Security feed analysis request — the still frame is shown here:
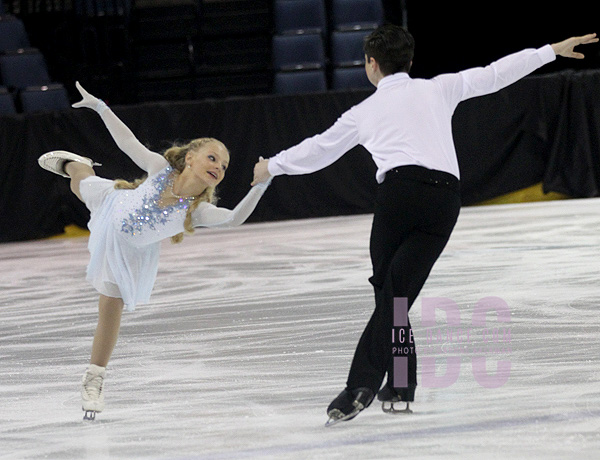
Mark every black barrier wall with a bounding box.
[1,69,600,242]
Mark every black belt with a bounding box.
[385,165,460,192]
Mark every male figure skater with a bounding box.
[253,25,597,424]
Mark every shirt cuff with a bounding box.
[538,44,557,64]
[267,157,285,176]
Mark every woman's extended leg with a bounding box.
[81,295,123,419]
[90,294,124,367]
[65,161,95,202]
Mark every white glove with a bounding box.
[71,81,108,114]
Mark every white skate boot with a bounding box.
[38,150,101,178]
[81,364,106,421]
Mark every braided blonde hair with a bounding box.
[114,138,226,244]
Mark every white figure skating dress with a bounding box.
[80,165,269,311]
[61,93,271,311]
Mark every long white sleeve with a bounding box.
[191,179,271,228]
[266,44,557,183]
[441,45,557,106]
[267,110,360,177]
[98,108,168,175]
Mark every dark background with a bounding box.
[405,1,599,78]
[1,0,599,242]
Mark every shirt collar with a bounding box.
[377,72,411,90]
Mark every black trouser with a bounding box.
[345,165,461,400]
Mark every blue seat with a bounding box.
[272,33,326,71]
[332,66,371,89]
[0,86,16,115]
[19,84,70,113]
[0,16,31,52]
[274,0,327,35]
[331,0,384,31]
[330,30,370,67]
[274,70,327,94]
[0,49,51,90]
[74,0,131,17]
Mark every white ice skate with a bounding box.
[38,150,101,178]
[81,364,106,421]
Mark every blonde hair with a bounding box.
[114,137,227,244]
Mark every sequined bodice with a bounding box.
[112,166,194,246]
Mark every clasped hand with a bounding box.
[252,157,271,186]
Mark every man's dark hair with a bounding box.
[363,24,415,75]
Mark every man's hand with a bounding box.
[252,157,272,186]
[551,33,598,59]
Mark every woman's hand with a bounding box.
[551,33,598,59]
[252,156,272,186]
[71,81,105,112]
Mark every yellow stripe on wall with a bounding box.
[473,183,571,206]
[48,225,90,239]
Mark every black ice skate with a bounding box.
[377,384,414,414]
[325,387,374,427]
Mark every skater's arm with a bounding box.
[446,33,597,104]
[72,82,168,175]
[252,109,359,183]
[96,108,168,175]
[191,178,272,228]
[452,46,556,102]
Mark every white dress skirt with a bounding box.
[79,166,193,311]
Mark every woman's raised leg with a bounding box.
[65,161,95,202]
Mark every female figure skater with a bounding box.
[252,28,597,425]
[39,82,271,420]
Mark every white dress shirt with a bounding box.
[268,45,556,183]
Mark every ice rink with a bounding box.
[1,198,600,459]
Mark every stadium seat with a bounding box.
[0,15,31,52]
[0,49,51,90]
[272,33,326,71]
[331,0,384,31]
[19,84,70,113]
[274,0,327,35]
[330,30,370,67]
[73,0,131,17]
[0,86,16,115]
[332,66,371,89]
[274,69,327,94]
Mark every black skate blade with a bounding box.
[381,401,413,414]
[83,410,97,421]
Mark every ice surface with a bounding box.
[1,198,600,459]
